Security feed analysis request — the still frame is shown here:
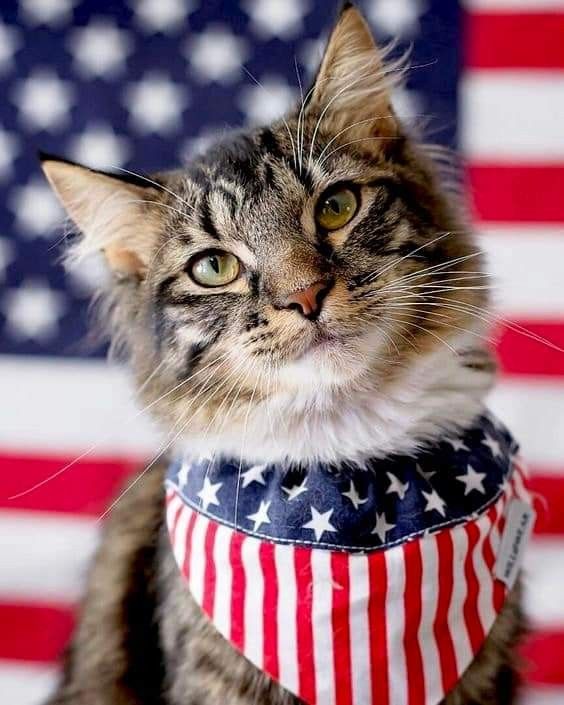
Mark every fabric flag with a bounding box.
[0,1,562,704]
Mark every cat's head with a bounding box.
[42,6,492,464]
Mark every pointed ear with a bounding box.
[307,4,399,144]
[40,155,162,277]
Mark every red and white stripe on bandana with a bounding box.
[166,456,533,705]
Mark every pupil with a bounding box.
[329,198,340,214]
[210,256,220,274]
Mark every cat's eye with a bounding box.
[315,186,359,231]
[189,250,240,288]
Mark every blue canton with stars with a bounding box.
[166,414,518,552]
[0,0,460,358]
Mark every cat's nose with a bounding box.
[281,280,333,320]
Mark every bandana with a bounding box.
[165,414,534,705]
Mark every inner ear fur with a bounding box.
[40,155,163,277]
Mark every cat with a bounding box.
[41,5,524,705]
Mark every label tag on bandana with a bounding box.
[165,414,534,705]
[495,498,535,589]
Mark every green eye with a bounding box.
[315,186,358,231]
[189,250,240,287]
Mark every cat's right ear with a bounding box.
[40,154,162,277]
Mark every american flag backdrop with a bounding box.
[0,1,562,704]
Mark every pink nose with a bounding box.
[282,280,332,320]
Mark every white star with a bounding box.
[244,0,309,40]
[68,20,133,78]
[482,434,502,458]
[0,21,21,73]
[415,464,437,484]
[445,438,469,453]
[177,463,190,488]
[196,476,222,512]
[186,25,249,84]
[131,0,193,34]
[422,488,446,517]
[247,500,272,532]
[123,72,188,134]
[20,0,76,27]
[392,87,423,122]
[2,280,65,342]
[69,122,131,169]
[368,0,425,38]
[241,463,269,489]
[67,252,111,296]
[342,480,368,510]
[302,506,336,541]
[299,37,325,73]
[386,472,409,500]
[282,477,308,501]
[457,465,486,496]
[8,177,63,237]
[0,128,19,180]
[0,238,15,281]
[371,512,396,542]
[238,75,296,125]
[12,69,74,132]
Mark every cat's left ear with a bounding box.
[40,154,162,277]
[307,3,399,144]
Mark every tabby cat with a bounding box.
[41,5,523,704]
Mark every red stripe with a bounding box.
[466,13,564,69]
[521,630,564,685]
[403,541,425,705]
[495,321,564,377]
[468,165,564,223]
[229,531,246,652]
[368,551,389,705]
[0,452,136,515]
[181,510,198,581]
[529,474,564,535]
[259,541,279,681]
[294,547,316,704]
[201,521,218,617]
[462,522,486,652]
[0,602,75,663]
[331,552,353,705]
[434,530,458,694]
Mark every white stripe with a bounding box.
[463,0,564,9]
[472,512,496,637]
[310,549,335,705]
[241,537,264,669]
[462,73,564,161]
[447,525,473,675]
[488,380,564,470]
[519,686,564,705]
[0,356,161,456]
[188,512,208,605]
[172,505,191,570]
[479,230,564,318]
[212,523,233,637]
[0,661,58,705]
[274,543,299,695]
[348,554,371,705]
[523,538,564,628]
[0,511,98,602]
[417,537,442,705]
[165,494,183,532]
[384,545,408,705]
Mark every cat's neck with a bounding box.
[177,333,495,468]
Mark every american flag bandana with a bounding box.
[165,414,534,705]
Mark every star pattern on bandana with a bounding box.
[168,416,517,551]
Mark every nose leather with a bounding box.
[282,280,332,319]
